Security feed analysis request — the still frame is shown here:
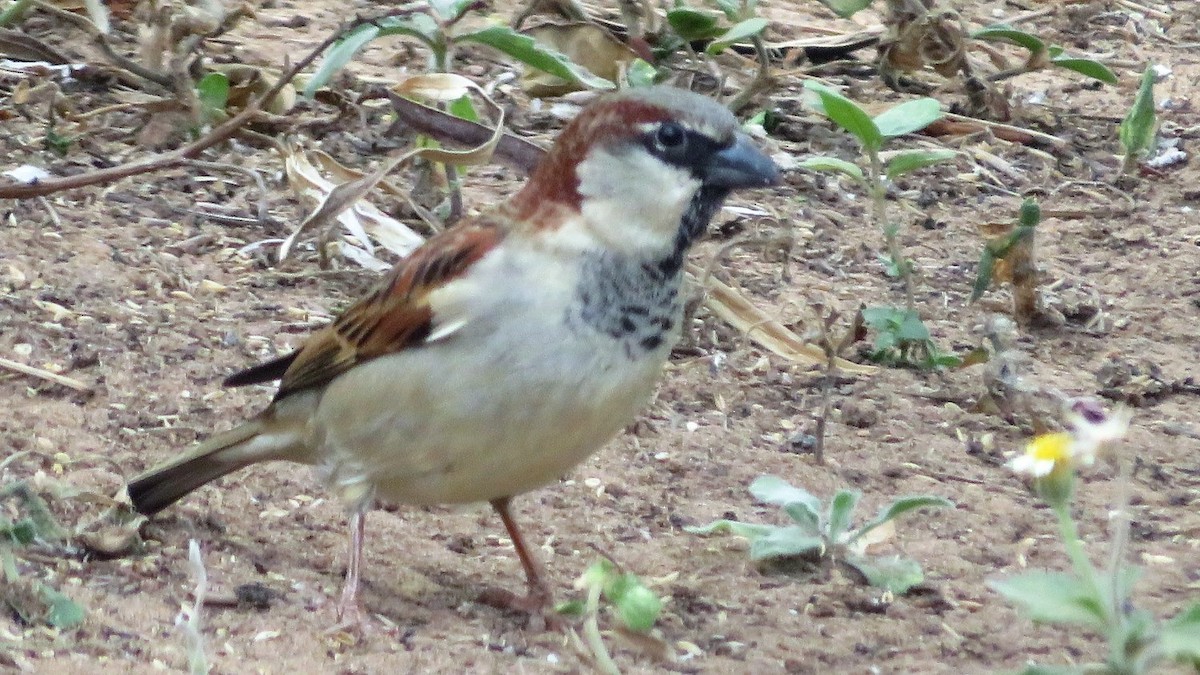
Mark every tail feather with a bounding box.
[128,421,287,516]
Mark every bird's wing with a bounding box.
[224,219,505,399]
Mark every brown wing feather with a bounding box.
[245,220,505,400]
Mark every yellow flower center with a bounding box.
[1027,432,1073,463]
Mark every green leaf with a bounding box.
[555,599,586,616]
[1160,603,1200,661]
[749,475,823,534]
[861,305,902,329]
[5,518,37,546]
[798,156,865,181]
[196,72,230,122]
[605,575,662,632]
[749,475,821,513]
[812,0,875,19]
[304,24,381,97]
[748,525,825,561]
[803,81,882,153]
[705,17,768,55]
[849,496,954,545]
[843,554,924,594]
[428,0,477,21]
[458,25,615,90]
[826,489,860,543]
[971,25,1047,55]
[927,352,962,369]
[988,571,1108,631]
[1051,57,1117,85]
[626,58,659,87]
[666,8,724,41]
[582,558,615,587]
[711,0,742,21]
[448,94,478,122]
[884,149,956,179]
[375,13,441,40]
[305,15,442,97]
[970,250,996,303]
[896,310,929,342]
[40,584,85,629]
[1019,197,1041,228]
[873,98,943,139]
[685,519,775,540]
[1120,66,1158,159]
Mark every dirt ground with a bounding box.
[2,0,1199,673]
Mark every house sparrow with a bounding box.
[127,85,780,626]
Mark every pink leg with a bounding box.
[335,509,366,625]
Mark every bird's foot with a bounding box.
[477,586,564,631]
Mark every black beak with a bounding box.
[702,133,781,191]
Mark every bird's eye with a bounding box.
[655,122,686,150]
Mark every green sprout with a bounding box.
[860,306,959,369]
[557,558,663,675]
[971,198,1043,325]
[660,1,770,109]
[687,475,953,594]
[305,3,612,95]
[971,25,1117,85]
[195,72,231,127]
[1,481,85,630]
[800,80,954,310]
[1119,66,1159,176]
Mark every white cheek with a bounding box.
[575,147,699,253]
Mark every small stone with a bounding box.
[840,399,880,428]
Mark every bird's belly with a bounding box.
[310,327,667,507]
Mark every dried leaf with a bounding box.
[691,263,875,374]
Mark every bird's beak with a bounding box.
[702,133,781,190]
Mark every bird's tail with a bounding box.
[127,420,303,516]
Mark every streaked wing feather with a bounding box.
[270,221,504,399]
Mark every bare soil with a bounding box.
[2,1,1199,673]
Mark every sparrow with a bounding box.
[127,84,780,626]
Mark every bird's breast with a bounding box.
[311,241,683,507]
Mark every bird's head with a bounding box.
[510,86,780,258]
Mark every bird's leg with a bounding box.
[478,497,560,627]
[334,509,367,627]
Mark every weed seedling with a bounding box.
[0,481,85,630]
[800,81,953,310]
[557,558,664,675]
[1119,66,1159,177]
[860,305,959,369]
[687,475,952,594]
[971,198,1041,325]
[306,3,612,93]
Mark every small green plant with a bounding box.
[687,475,953,594]
[557,558,663,675]
[1119,66,1159,176]
[800,80,954,310]
[195,72,231,127]
[860,306,959,369]
[971,198,1041,325]
[659,1,770,109]
[971,25,1118,85]
[1,481,85,630]
[305,2,612,95]
[993,400,1200,674]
